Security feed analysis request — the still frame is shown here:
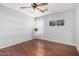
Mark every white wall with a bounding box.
[76,4,79,52]
[0,5,34,49]
[42,10,76,45]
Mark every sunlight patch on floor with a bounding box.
[35,41,45,56]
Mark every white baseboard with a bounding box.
[42,38,75,46]
[0,39,32,49]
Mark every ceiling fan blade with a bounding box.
[20,6,31,9]
[37,3,48,6]
[36,7,44,13]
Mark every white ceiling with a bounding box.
[1,3,76,17]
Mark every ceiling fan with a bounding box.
[20,3,48,13]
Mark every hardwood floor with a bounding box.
[0,39,78,56]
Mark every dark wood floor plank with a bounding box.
[0,39,78,56]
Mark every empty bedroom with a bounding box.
[0,3,79,56]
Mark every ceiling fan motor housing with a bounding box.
[32,3,37,9]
